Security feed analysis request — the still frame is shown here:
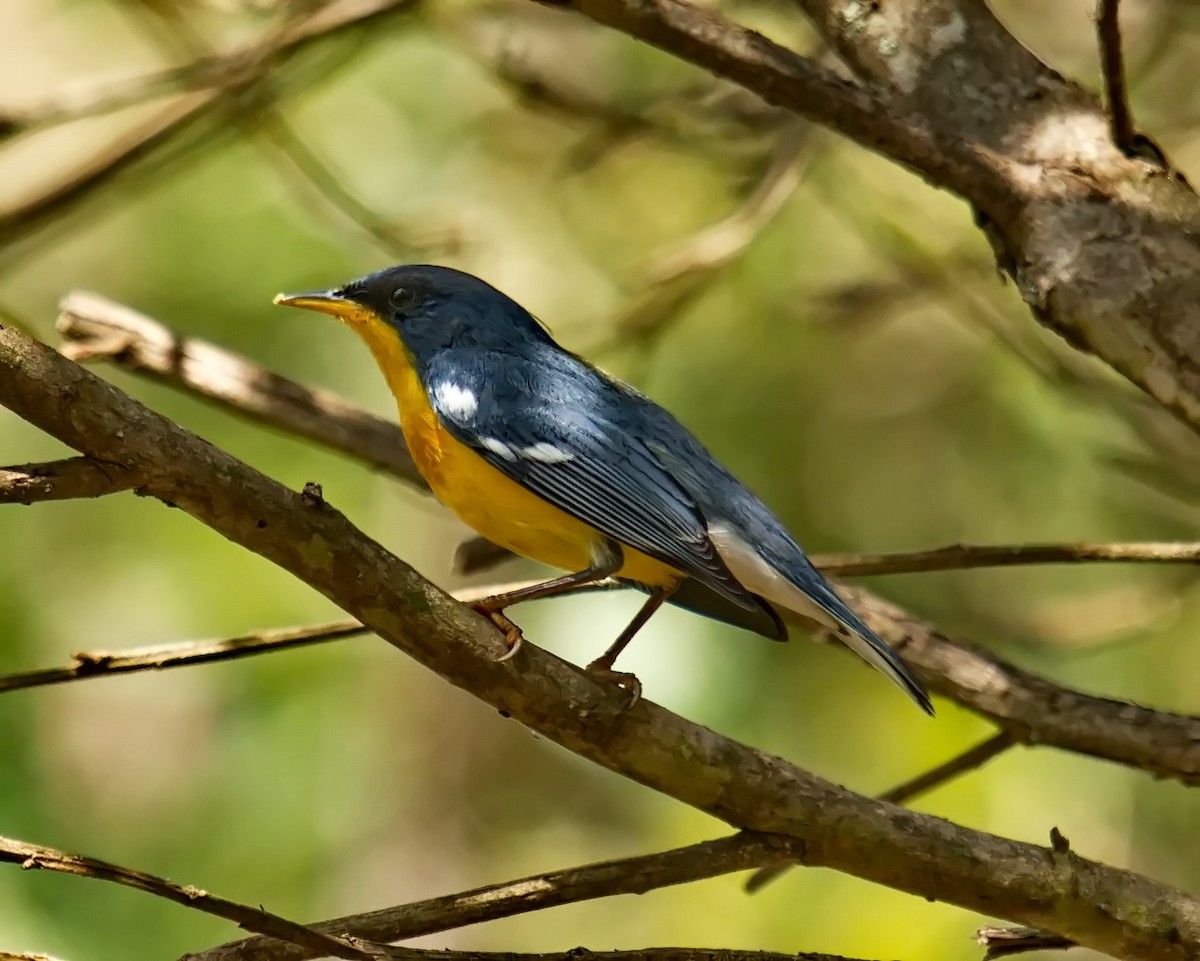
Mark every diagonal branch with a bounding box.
[3,324,1199,959]
[0,836,372,961]
[745,731,1017,892]
[541,0,1200,449]
[57,291,422,483]
[0,0,423,264]
[195,833,801,961]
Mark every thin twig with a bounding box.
[0,836,372,961]
[195,833,803,961]
[1097,0,1136,153]
[0,580,619,695]
[816,541,1200,575]
[977,926,1077,959]
[878,731,1015,803]
[1,0,403,139]
[744,731,1016,892]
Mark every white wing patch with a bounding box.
[481,436,518,462]
[520,442,574,464]
[433,382,478,421]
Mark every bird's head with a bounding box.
[274,264,552,365]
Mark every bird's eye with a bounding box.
[389,286,418,311]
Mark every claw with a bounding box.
[585,659,642,709]
[474,605,525,663]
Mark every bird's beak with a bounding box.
[273,289,358,321]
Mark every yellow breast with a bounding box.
[355,320,679,588]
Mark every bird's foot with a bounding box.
[473,605,524,662]
[585,657,642,709]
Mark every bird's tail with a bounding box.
[831,620,933,715]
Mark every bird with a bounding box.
[275,264,932,714]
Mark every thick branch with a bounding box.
[746,731,1016,892]
[3,328,1198,958]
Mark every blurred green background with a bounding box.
[2,1,1199,959]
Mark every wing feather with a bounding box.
[425,351,754,609]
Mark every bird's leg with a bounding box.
[586,582,679,707]
[473,539,623,662]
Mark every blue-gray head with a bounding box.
[275,264,553,361]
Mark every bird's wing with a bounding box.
[425,350,756,610]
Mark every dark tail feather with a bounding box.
[625,578,787,641]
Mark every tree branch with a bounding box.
[194,833,802,961]
[0,457,139,505]
[541,0,1200,445]
[3,325,1199,958]
[976,926,1077,959]
[816,541,1200,575]
[0,836,372,961]
[1097,0,1136,154]
[745,731,1015,892]
[0,0,422,263]
[0,580,617,695]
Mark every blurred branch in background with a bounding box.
[595,124,815,359]
[57,290,424,483]
[3,321,1198,961]
[0,0,432,267]
[125,0,459,256]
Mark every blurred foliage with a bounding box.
[2,1,1200,959]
